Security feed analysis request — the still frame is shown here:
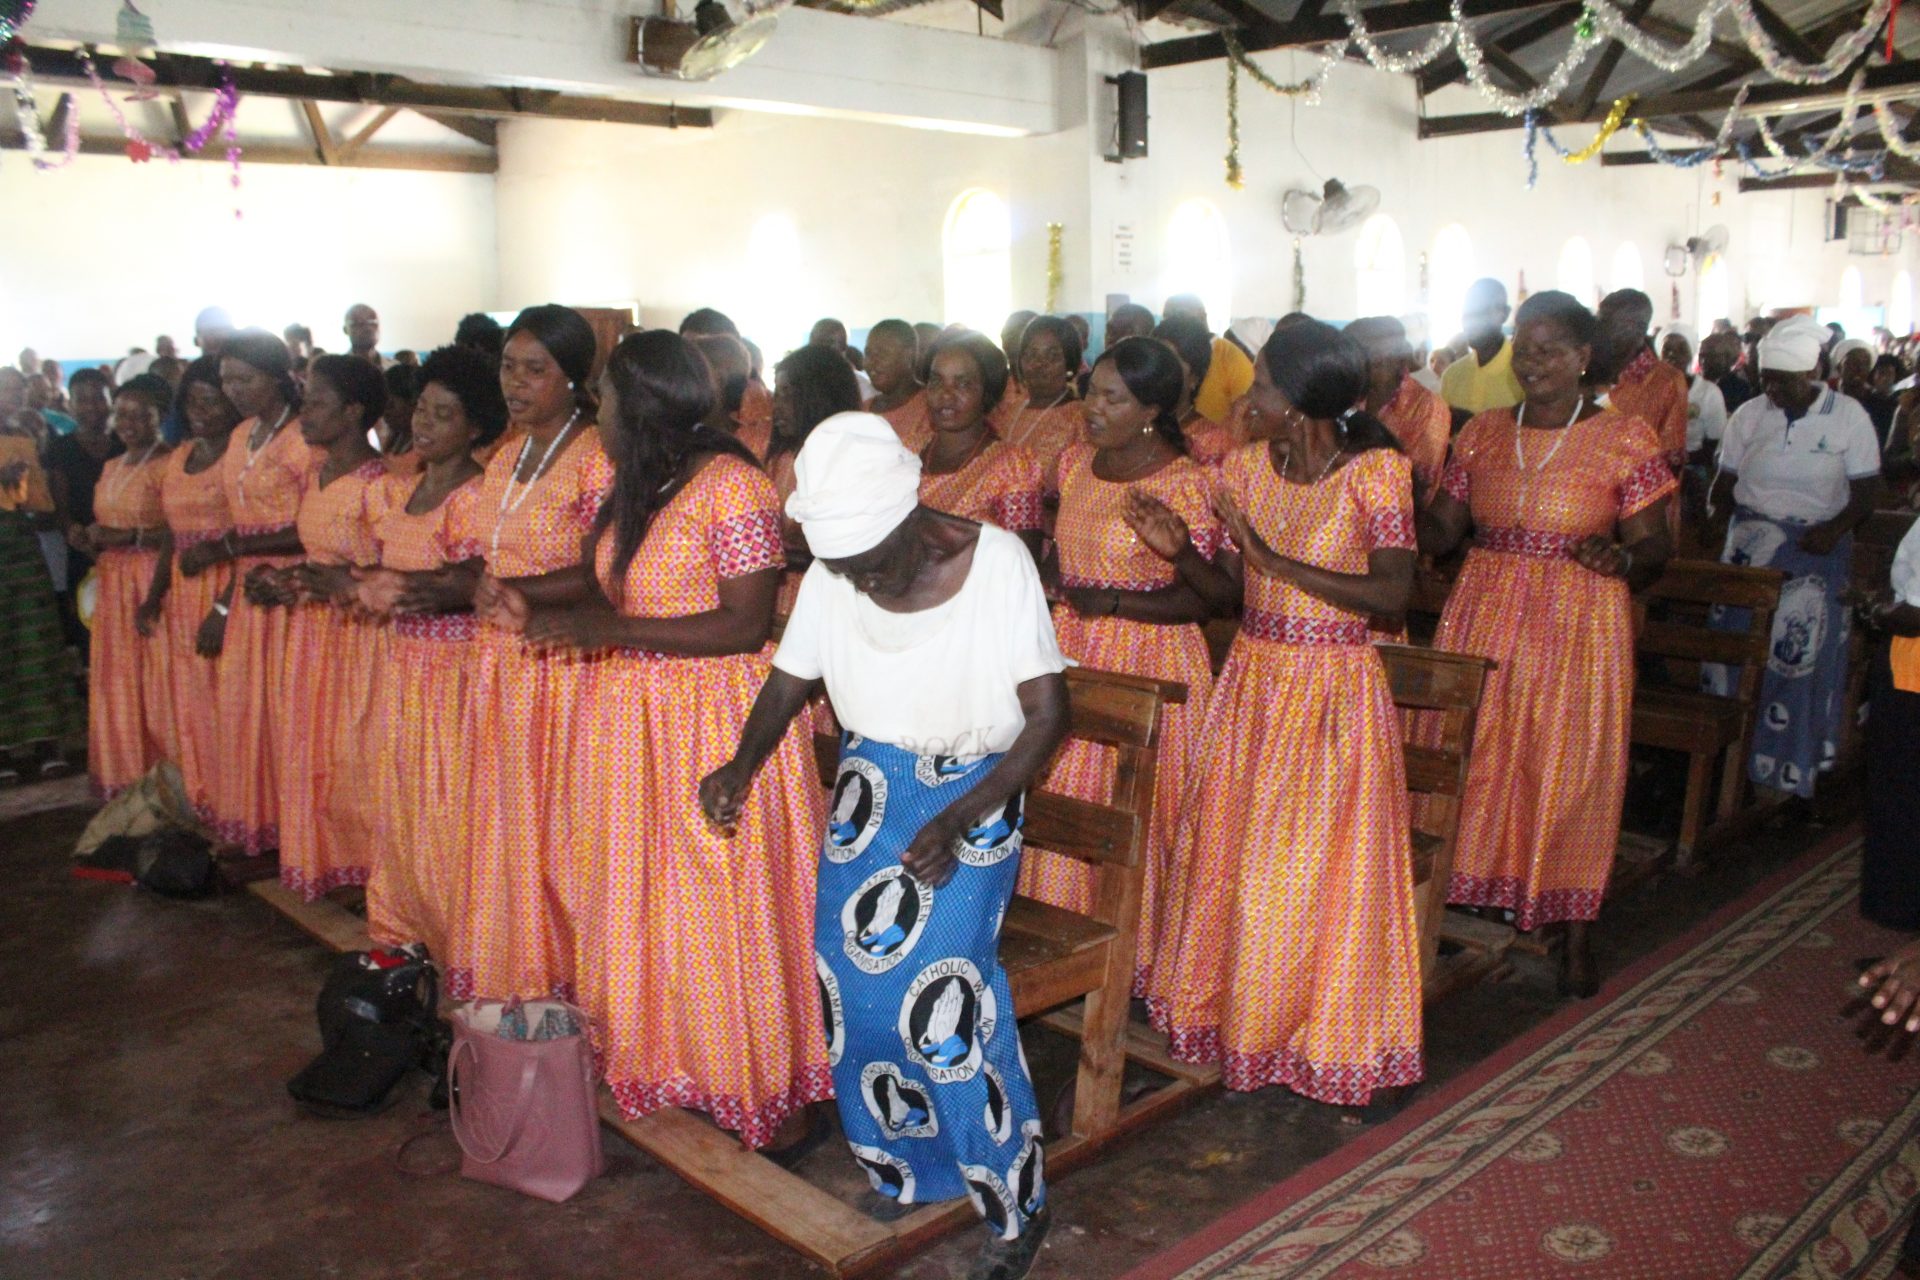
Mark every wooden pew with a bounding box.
[1629,559,1785,866]
[1835,510,1920,774]
[1376,644,1501,1001]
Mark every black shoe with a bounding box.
[858,1189,917,1223]
[966,1206,1052,1280]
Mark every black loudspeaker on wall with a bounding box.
[1109,71,1148,161]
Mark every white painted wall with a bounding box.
[0,154,497,362]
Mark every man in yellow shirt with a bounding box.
[1440,278,1524,417]
[1165,294,1254,423]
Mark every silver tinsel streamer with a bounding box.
[1874,100,1920,162]
[1452,0,1597,115]
[1730,0,1892,85]
[1585,0,1730,73]
[1335,0,1454,74]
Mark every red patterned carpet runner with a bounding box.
[1126,832,1920,1280]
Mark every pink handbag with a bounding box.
[447,998,605,1203]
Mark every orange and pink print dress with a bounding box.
[918,441,1045,537]
[454,430,611,1004]
[211,418,320,854]
[277,460,390,900]
[363,474,485,972]
[154,447,232,822]
[88,446,168,797]
[571,454,831,1148]
[1018,442,1222,993]
[1434,407,1675,931]
[1146,443,1425,1106]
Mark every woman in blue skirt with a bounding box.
[703,411,1068,1280]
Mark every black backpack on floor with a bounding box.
[287,949,440,1116]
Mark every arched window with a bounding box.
[943,190,1012,337]
[1892,269,1915,338]
[1556,236,1596,305]
[1697,253,1730,330]
[1163,199,1233,331]
[1428,223,1475,346]
[1353,214,1405,317]
[1840,264,1864,310]
[1609,242,1645,294]
[741,213,805,357]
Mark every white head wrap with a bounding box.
[1757,316,1825,374]
[785,412,923,559]
[1228,317,1276,356]
[1831,337,1873,369]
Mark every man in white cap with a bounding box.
[1705,313,1882,801]
[701,412,1066,1280]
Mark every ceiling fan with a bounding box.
[636,0,783,82]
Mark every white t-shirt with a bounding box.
[1686,375,1728,452]
[1717,387,1880,524]
[773,523,1067,759]
[1892,517,1920,608]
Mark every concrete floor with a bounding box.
[0,796,1836,1280]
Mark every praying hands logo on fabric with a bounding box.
[1009,1122,1046,1220]
[824,759,887,863]
[899,958,995,1083]
[963,1163,1017,1237]
[982,1062,1014,1144]
[860,1062,939,1141]
[841,868,931,974]
[1770,578,1828,678]
[954,793,1024,868]
[914,753,979,788]
[851,1144,916,1203]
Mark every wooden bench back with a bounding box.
[1636,559,1785,704]
[811,667,1183,880]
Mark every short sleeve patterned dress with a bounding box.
[570,454,830,1148]
[154,444,232,822]
[88,446,169,796]
[455,429,612,1003]
[1433,408,1675,930]
[1146,444,1425,1106]
[363,474,485,970]
[919,442,1045,537]
[277,459,390,900]
[1017,442,1223,992]
[212,418,320,854]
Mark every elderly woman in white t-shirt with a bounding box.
[701,412,1068,1280]
[1706,314,1882,799]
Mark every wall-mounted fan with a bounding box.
[1281,178,1381,237]
[1687,224,1730,267]
[1280,178,1380,311]
[636,0,783,82]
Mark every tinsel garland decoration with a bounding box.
[1560,94,1637,164]
[1450,0,1597,116]
[1044,222,1064,314]
[7,52,76,170]
[1291,237,1306,313]
[1224,57,1244,188]
[0,0,34,43]
[1874,99,1920,162]
[1730,0,1892,84]
[1221,31,1333,104]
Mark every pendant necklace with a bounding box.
[490,411,580,563]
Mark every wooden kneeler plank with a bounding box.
[248,879,373,954]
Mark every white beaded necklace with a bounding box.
[104,439,162,510]
[489,411,579,563]
[235,405,292,507]
[1009,388,1070,449]
[1512,395,1582,510]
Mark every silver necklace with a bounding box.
[1010,389,1070,448]
[1513,396,1580,510]
[489,412,580,562]
[235,405,292,507]
[105,440,162,510]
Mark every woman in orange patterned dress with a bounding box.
[1020,338,1222,993]
[1131,320,1424,1108]
[920,332,1044,560]
[78,375,173,796]
[356,346,505,972]
[135,358,239,822]
[1003,317,1086,482]
[864,319,931,451]
[1417,291,1675,997]
[250,357,391,900]
[178,331,317,855]
[461,305,612,1002]
[767,345,863,617]
[1153,316,1233,468]
[503,330,829,1146]
[1350,316,1451,504]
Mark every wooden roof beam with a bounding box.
[1418,2,1581,96]
[1142,0,1562,70]
[298,99,337,166]
[1421,57,1920,136]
